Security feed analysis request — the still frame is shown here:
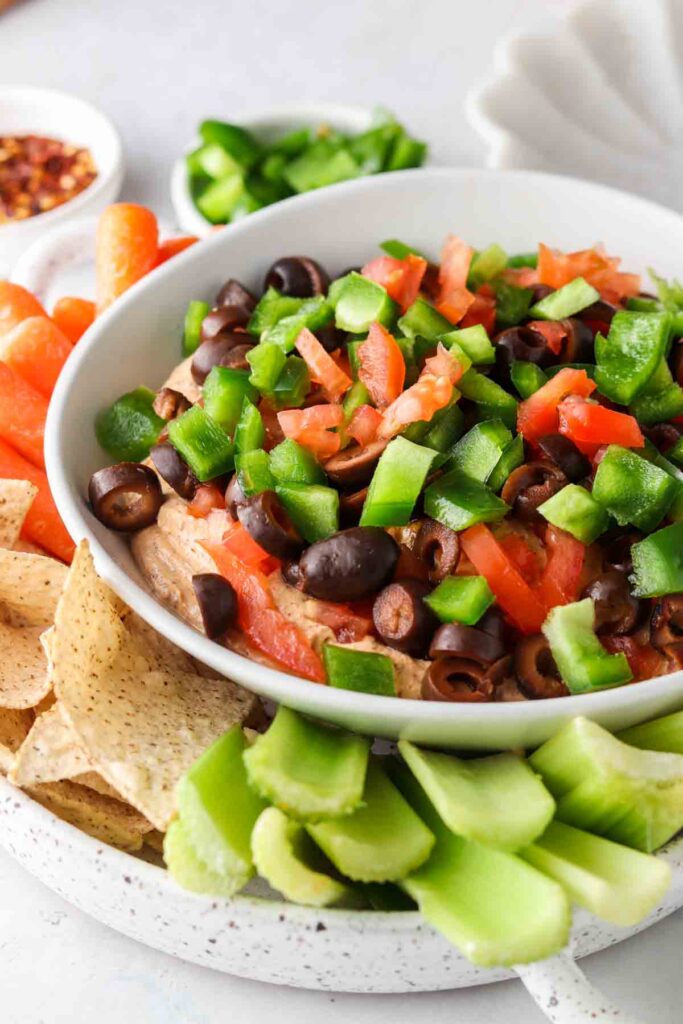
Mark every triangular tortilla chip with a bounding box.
[10,704,94,786]
[51,542,258,831]
[27,779,154,852]
[70,771,124,801]
[0,707,33,773]
[0,479,37,549]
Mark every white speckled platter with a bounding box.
[2,777,682,1003]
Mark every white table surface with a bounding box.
[2,0,683,1019]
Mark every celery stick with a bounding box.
[243,706,370,822]
[521,820,670,927]
[399,743,554,851]
[164,818,247,898]
[307,760,435,882]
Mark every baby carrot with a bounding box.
[0,439,74,562]
[0,362,48,468]
[0,282,46,337]
[95,203,159,313]
[52,297,96,344]
[1,316,73,398]
[156,235,198,266]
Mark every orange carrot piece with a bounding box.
[95,203,159,313]
[0,439,74,562]
[156,236,199,266]
[0,362,48,468]
[2,316,73,398]
[52,297,96,344]
[0,282,46,337]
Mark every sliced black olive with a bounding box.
[315,325,346,354]
[191,334,251,383]
[339,486,368,526]
[582,571,641,635]
[576,298,618,328]
[218,343,254,371]
[421,658,494,703]
[89,463,163,532]
[429,622,505,665]
[601,529,642,574]
[150,443,198,500]
[477,606,507,645]
[488,655,527,701]
[200,305,252,344]
[192,573,237,639]
[264,256,330,298]
[237,491,303,561]
[528,284,554,304]
[495,325,555,372]
[152,387,192,422]
[372,580,437,656]
[393,545,431,583]
[298,527,399,602]
[650,596,683,657]
[224,473,247,519]
[413,519,460,582]
[501,460,567,520]
[558,317,594,363]
[643,423,681,455]
[324,439,387,489]
[514,634,567,699]
[537,433,591,482]
[215,278,257,316]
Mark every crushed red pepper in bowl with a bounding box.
[0,134,98,224]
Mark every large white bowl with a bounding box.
[46,167,683,750]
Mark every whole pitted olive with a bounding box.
[537,433,590,482]
[152,387,191,422]
[224,473,247,519]
[558,317,594,363]
[89,463,163,532]
[191,334,253,384]
[298,527,399,602]
[324,439,387,489]
[582,571,641,635]
[237,491,303,561]
[215,278,257,316]
[514,634,567,699]
[150,443,198,500]
[495,325,556,372]
[413,518,460,582]
[263,256,330,298]
[372,580,437,656]
[429,622,505,665]
[200,305,250,343]
[501,460,567,520]
[192,573,237,640]
[650,596,683,657]
[422,657,494,703]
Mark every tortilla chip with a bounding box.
[0,479,37,549]
[10,704,94,786]
[0,707,33,773]
[144,829,165,854]
[51,542,258,831]
[27,779,154,851]
[71,771,124,801]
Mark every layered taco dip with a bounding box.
[89,236,683,702]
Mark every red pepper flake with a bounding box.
[0,134,98,224]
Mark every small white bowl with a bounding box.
[46,167,683,751]
[171,104,387,236]
[0,86,124,272]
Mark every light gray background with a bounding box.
[1,0,682,1020]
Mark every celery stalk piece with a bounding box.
[530,716,683,852]
[175,726,266,883]
[251,807,363,908]
[243,706,370,822]
[164,819,247,898]
[307,760,435,883]
[618,710,683,754]
[393,763,570,967]
[399,743,554,851]
[520,820,670,927]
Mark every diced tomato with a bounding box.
[558,398,644,453]
[361,254,427,312]
[379,373,453,439]
[0,438,74,562]
[293,428,341,458]
[278,404,344,435]
[0,361,48,468]
[155,236,198,266]
[186,483,225,519]
[436,293,475,325]
[309,600,372,643]
[52,297,96,344]
[602,635,666,681]
[358,322,406,407]
[536,526,585,610]
[501,266,540,288]
[202,542,325,682]
[460,291,496,334]
[0,282,46,338]
[537,243,640,304]
[347,404,383,446]
[423,342,466,385]
[497,532,543,586]
[95,203,159,313]
[222,520,278,571]
[517,368,596,442]
[295,327,352,401]
[1,316,73,398]
[461,523,547,634]
[527,320,567,356]
[436,235,475,324]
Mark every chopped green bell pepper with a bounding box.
[342,380,371,423]
[626,296,662,313]
[234,398,265,453]
[248,288,304,338]
[95,386,165,462]
[630,521,683,597]
[507,252,538,269]
[276,483,339,542]
[269,438,325,485]
[182,300,210,357]
[360,436,436,527]
[640,440,683,521]
[348,124,400,174]
[420,402,465,452]
[492,282,533,328]
[380,239,427,260]
[334,273,398,333]
[284,139,360,193]
[385,130,427,170]
[511,360,548,399]
[424,575,494,625]
[441,325,495,366]
[538,484,612,545]
[487,434,525,493]
[529,277,599,320]
[629,358,683,424]
[458,370,518,429]
[447,419,512,483]
[265,297,334,352]
[669,437,683,466]
[424,470,509,532]
[398,298,451,340]
[592,445,677,532]
[202,367,257,435]
[271,355,310,408]
[235,448,275,496]
[168,405,234,482]
[323,644,396,696]
[247,343,287,393]
[594,311,672,405]
[542,599,633,694]
[468,244,508,289]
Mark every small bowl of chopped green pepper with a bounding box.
[170,104,428,236]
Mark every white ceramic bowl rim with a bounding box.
[46,166,683,740]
